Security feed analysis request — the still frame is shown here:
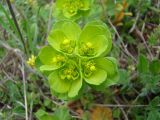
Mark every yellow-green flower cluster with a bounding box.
[36,20,118,98]
[55,0,93,19]
[27,55,36,67]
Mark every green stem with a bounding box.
[79,58,83,80]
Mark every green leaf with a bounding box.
[35,107,72,120]
[50,89,69,100]
[48,30,67,52]
[94,57,118,79]
[68,79,82,97]
[118,69,130,85]
[60,21,81,40]
[48,21,81,53]
[137,54,149,73]
[51,20,81,40]
[48,71,71,93]
[149,59,160,75]
[149,96,160,109]
[35,109,57,120]
[6,81,21,102]
[147,110,160,120]
[79,20,112,56]
[84,68,107,85]
[38,46,65,71]
[90,57,119,90]
[79,22,107,40]
[78,35,110,58]
[54,107,71,120]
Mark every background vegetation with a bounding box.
[0,0,160,120]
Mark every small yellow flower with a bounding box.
[90,65,96,71]
[27,55,36,67]
[86,42,93,48]
[62,39,71,45]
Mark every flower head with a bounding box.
[54,0,93,19]
[27,55,36,67]
[36,20,118,98]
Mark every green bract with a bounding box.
[37,20,118,98]
[54,0,93,19]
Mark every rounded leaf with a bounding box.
[78,35,110,58]
[94,57,119,86]
[48,71,71,93]
[78,20,112,57]
[48,21,81,53]
[38,46,66,71]
[48,30,67,52]
[51,20,81,40]
[84,68,107,85]
[68,79,82,97]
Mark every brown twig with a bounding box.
[129,12,140,33]
[99,0,137,63]
[135,27,153,60]
[0,40,28,120]
[94,103,155,108]
[113,97,129,120]
[20,55,28,120]
[108,19,137,63]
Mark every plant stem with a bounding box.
[6,0,28,56]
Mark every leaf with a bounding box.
[94,57,118,80]
[148,96,160,109]
[61,21,81,40]
[6,81,21,102]
[35,108,72,120]
[78,35,110,58]
[68,79,82,98]
[90,106,113,120]
[84,68,107,85]
[91,57,119,90]
[137,54,149,74]
[39,46,60,65]
[149,59,160,75]
[38,46,65,71]
[79,20,112,56]
[50,20,81,41]
[48,71,71,93]
[54,107,71,120]
[118,69,130,85]
[147,110,160,120]
[35,109,57,120]
[48,30,68,52]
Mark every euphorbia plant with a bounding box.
[36,20,118,98]
[53,0,93,20]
